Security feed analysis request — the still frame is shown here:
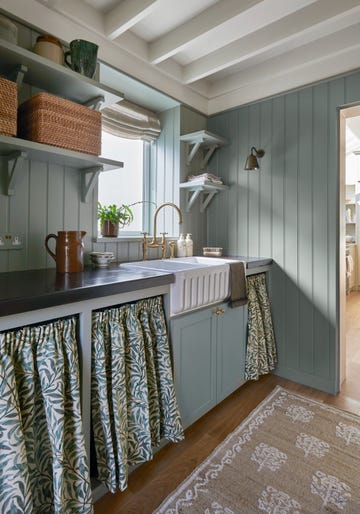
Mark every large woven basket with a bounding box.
[0,77,17,136]
[18,92,101,155]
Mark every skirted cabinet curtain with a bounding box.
[91,295,184,493]
[245,273,277,381]
[0,317,92,514]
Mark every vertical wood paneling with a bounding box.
[312,83,330,380]
[8,158,29,272]
[270,97,285,369]
[237,107,250,256]
[28,161,48,269]
[208,70,360,393]
[259,100,272,258]
[284,92,299,371]
[298,87,314,374]
[179,106,208,254]
[248,104,261,257]
[46,164,64,267]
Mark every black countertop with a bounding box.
[0,265,174,317]
[0,256,272,318]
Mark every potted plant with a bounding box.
[98,202,134,237]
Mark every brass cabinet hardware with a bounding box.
[212,307,225,316]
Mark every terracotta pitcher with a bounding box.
[45,231,86,273]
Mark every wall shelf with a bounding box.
[180,181,228,212]
[0,134,123,200]
[180,130,227,167]
[0,38,124,108]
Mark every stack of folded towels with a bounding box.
[187,172,223,185]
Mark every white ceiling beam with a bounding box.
[105,0,159,40]
[50,0,105,36]
[208,45,360,115]
[149,0,263,65]
[183,0,360,84]
[209,23,360,98]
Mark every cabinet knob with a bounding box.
[212,307,225,316]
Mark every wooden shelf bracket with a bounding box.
[7,63,28,86]
[84,95,105,110]
[183,189,219,213]
[6,150,27,195]
[81,165,103,203]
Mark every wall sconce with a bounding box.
[244,147,265,170]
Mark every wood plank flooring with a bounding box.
[94,297,360,514]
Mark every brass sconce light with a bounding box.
[244,147,265,170]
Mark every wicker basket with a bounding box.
[18,92,101,155]
[0,77,17,136]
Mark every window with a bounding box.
[98,131,148,235]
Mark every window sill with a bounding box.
[94,235,178,243]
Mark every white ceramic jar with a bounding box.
[177,234,187,257]
[34,35,64,65]
[185,233,193,257]
[0,15,18,44]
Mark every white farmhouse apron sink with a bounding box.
[121,256,239,316]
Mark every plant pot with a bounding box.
[101,220,119,237]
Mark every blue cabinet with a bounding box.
[170,302,246,428]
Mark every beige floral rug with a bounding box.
[154,386,360,513]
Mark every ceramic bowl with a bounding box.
[90,252,114,268]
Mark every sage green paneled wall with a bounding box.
[208,70,360,394]
[179,106,208,255]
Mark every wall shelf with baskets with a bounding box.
[0,37,126,201]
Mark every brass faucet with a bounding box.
[142,202,183,260]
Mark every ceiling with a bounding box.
[9,0,360,113]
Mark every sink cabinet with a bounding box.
[170,302,247,428]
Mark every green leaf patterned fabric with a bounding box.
[245,273,277,381]
[91,295,184,493]
[0,317,93,514]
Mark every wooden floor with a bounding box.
[94,298,360,514]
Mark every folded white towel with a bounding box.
[187,172,223,185]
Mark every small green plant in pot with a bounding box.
[98,202,134,237]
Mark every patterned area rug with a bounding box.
[154,386,360,513]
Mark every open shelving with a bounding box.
[179,181,228,212]
[180,130,227,168]
[0,134,123,202]
[0,38,123,108]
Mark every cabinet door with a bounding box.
[170,308,217,428]
[216,303,247,403]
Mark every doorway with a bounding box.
[339,105,360,395]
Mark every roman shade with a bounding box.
[102,100,161,142]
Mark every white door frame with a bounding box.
[338,104,360,387]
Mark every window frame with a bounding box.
[95,139,152,241]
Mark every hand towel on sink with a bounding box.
[229,261,247,308]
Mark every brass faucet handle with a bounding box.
[160,231,168,242]
[141,231,148,239]
[169,241,176,259]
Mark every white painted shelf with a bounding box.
[0,134,123,202]
[180,130,227,167]
[0,38,123,108]
[180,181,228,212]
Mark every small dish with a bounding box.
[90,251,114,268]
[203,247,223,257]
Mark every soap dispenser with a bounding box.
[185,233,193,257]
[177,234,186,257]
